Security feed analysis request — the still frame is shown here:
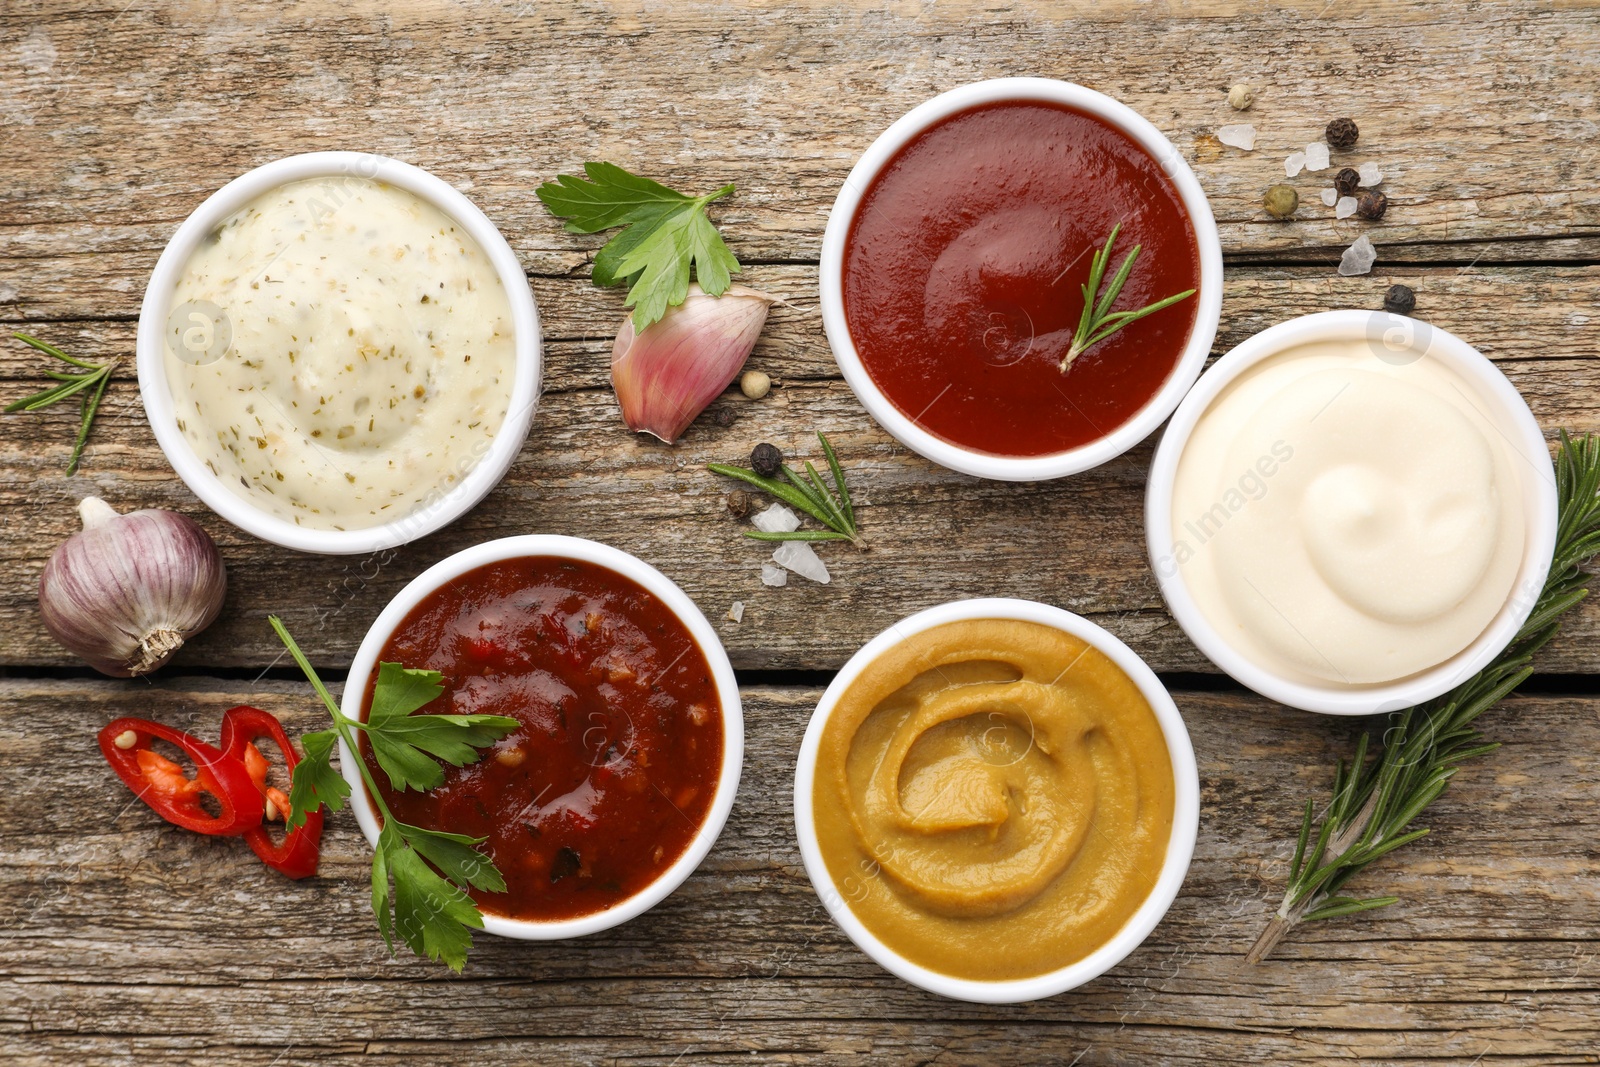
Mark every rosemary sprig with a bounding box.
[1248,431,1600,963]
[6,332,119,476]
[1061,223,1196,370]
[708,432,867,550]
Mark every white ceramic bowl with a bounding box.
[818,77,1223,481]
[1146,310,1557,716]
[136,151,542,555]
[793,597,1200,1003]
[339,534,744,940]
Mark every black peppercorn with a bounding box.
[1333,167,1360,198]
[1356,189,1388,220]
[1382,284,1416,316]
[751,442,782,478]
[713,406,737,428]
[725,489,752,519]
[1325,117,1359,150]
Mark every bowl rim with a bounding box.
[791,596,1200,1004]
[135,150,543,555]
[1145,309,1558,716]
[817,76,1224,482]
[337,534,745,941]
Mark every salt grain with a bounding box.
[1335,195,1359,219]
[1358,162,1384,187]
[1284,151,1306,177]
[752,503,800,534]
[1304,142,1331,172]
[760,563,788,587]
[1321,188,1338,207]
[726,601,744,623]
[1217,124,1256,150]
[773,541,831,584]
[1338,234,1377,276]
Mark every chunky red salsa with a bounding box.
[843,100,1201,457]
[362,556,723,922]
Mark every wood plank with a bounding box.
[0,678,1594,1064]
[0,264,1597,673]
[2,0,1600,336]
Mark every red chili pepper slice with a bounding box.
[219,705,323,880]
[98,717,264,836]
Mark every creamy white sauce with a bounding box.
[1170,339,1526,686]
[165,177,516,531]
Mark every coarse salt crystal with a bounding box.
[1358,162,1383,187]
[726,601,744,623]
[773,541,831,584]
[1338,234,1377,276]
[752,503,800,534]
[1284,151,1306,177]
[1321,188,1338,207]
[1217,124,1256,150]
[1335,195,1359,219]
[760,563,788,587]
[1304,142,1331,172]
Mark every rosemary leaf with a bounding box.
[1061,223,1196,370]
[709,432,866,549]
[1248,431,1600,963]
[6,333,118,476]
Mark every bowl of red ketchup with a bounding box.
[339,535,743,940]
[820,77,1223,481]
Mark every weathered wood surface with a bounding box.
[4,1,1600,1064]
[1,679,1596,1065]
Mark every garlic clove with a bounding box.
[38,497,227,678]
[611,283,775,444]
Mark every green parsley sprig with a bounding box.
[270,617,519,972]
[1061,224,1196,370]
[6,332,118,476]
[709,432,866,550]
[1247,431,1600,962]
[536,162,740,332]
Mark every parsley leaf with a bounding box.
[385,832,485,972]
[285,728,349,830]
[270,617,520,974]
[536,162,739,331]
[363,662,519,792]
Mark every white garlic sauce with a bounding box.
[164,177,516,531]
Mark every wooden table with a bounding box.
[3,2,1598,1063]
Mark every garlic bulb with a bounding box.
[612,284,776,444]
[39,497,227,677]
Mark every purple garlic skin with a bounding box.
[39,497,227,677]
[612,284,776,444]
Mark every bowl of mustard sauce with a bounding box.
[793,598,1200,1003]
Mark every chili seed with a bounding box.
[113,729,138,750]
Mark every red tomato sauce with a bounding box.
[843,100,1201,458]
[361,556,723,922]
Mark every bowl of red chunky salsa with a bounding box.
[340,535,742,938]
[820,77,1222,481]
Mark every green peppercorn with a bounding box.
[1334,167,1360,198]
[1263,184,1299,219]
[1356,189,1388,220]
[751,442,783,478]
[1382,284,1416,316]
[1325,117,1359,150]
